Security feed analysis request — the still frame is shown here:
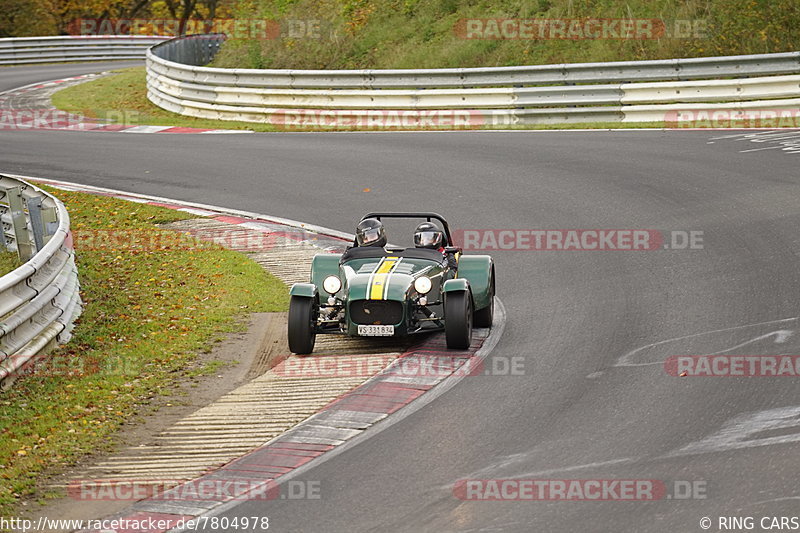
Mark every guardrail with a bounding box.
[0,35,168,66]
[0,175,81,389]
[146,34,800,126]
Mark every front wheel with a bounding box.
[445,290,472,350]
[288,295,317,354]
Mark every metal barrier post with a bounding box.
[7,187,34,262]
[26,197,45,252]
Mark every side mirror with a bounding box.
[444,246,461,254]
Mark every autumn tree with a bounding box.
[1,0,234,37]
[0,0,59,37]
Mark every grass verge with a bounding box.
[0,251,21,277]
[0,187,288,517]
[51,68,275,132]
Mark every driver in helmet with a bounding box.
[413,222,445,252]
[355,218,387,248]
[414,222,458,269]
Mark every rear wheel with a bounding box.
[445,290,472,350]
[473,269,495,328]
[288,295,317,354]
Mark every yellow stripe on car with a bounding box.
[369,257,400,300]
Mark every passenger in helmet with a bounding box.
[355,218,387,247]
[414,221,458,269]
[414,222,445,251]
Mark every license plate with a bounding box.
[357,325,395,336]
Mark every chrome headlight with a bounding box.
[323,275,342,295]
[414,276,432,295]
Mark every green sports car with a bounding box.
[287,213,495,354]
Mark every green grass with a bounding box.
[215,0,800,70]
[0,188,289,517]
[51,68,276,132]
[0,251,21,276]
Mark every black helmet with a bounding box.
[414,222,444,249]
[356,218,387,247]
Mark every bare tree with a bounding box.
[163,0,199,34]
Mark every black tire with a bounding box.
[473,269,495,328]
[288,295,317,354]
[445,290,472,350]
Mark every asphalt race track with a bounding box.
[3,62,800,532]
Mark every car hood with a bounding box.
[342,256,443,301]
